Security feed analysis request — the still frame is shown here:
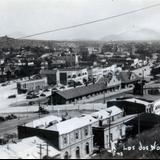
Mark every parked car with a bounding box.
[0,117,5,122]
[5,114,17,120]
[38,107,49,115]
[43,89,50,92]
[8,95,16,99]
[40,93,46,97]
[26,94,39,99]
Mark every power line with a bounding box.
[17,3,160,39]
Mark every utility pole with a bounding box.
[46,142,49,158]
[37,144,43,159]
[109,117,111,148]
[37,143,47,159]
[138,113,141,141]
[107,111,112,149]
[103,75,107,104]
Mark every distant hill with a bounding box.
[101,29,160,41]
[0,36,103,49]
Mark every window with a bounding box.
[72,74,76,78]
[64,152,69,159]
[120,128,123,137]
[23,84,26,89]
[84,128,89,136]
[110,133,113,141]
[76,147,80,159]
[86,143,90,154]
[63,136,68,145]
[75,132,79,140]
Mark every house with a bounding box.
[0,136,60,159]
[17,76,48,94]
[119,71,140,89]
[18,115,95,159]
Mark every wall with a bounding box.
[60,138,93,159]
[18,126,59,149]
[107,101,146,115]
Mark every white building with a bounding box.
[48,117,95,159]
[18,115,96,159]
[89,65,122,82]
[57,68,88,85]
[17,77,48,93]
[132,65,152,78]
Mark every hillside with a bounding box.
[0,36,103,49]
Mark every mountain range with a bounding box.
[101,29,160,41]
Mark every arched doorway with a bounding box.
[64,151,69,159]
[86,142,90,155]
[76,147,80,159]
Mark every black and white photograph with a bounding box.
[0,0,160,159]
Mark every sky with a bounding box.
[1,0,160,40]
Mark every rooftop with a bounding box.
[47,116,97,135]
[119,71,140,84]
[26,115,62,129]
[97,114,137,129]
[91,106,123,120]
[55,83,120,100]
[125,98,150,106]
[0,136,60,159]
[59,68,86,72]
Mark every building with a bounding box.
[103,52,114,58]
[0,136,60,159]
[92,106,136,150]
[58,54,79,67]
[58,68,88,86]
[143,82,160,96]
[40,69,58,85]
[18,115,95,159]
[132,65,152,78]
[88,65,122,82]
[17,76,48,94]
[108,98,151,115]
[119,71,140,89]
[51,81,121,105]
[41,68,88,86]
[18,106,136,158]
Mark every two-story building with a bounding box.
[91,106,136,150]
[58,68,88,86]
[40,68,88,86]
[18,115,97,159]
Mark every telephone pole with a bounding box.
[37,144,45,159]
